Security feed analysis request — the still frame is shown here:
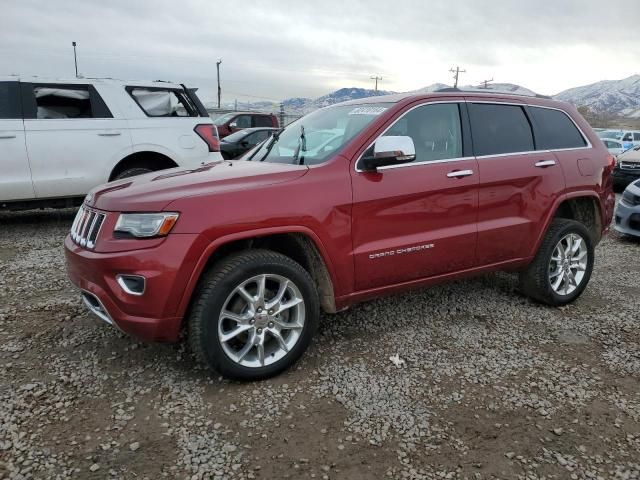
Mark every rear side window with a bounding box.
[253,115,272,127]
[128,88,198,117]
[0,82,21,119]
[529,107,587,150]
[33,85,112,119]
[634,133,640,141]
[468,103,534,156]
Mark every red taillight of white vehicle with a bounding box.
[194,124,220,152]
[607,154,616,170]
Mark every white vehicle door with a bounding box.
[0,81,35,201]
[22,83,132,199]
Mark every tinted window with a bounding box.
[468,103,534,156]
[623,133,633,142]
[604,140,617,148]
[0,82,21,119]
[383,103,462,162]
[634,133,640,141]
[34,86,94,119]
[253,115,273,127]
[248,130,270,145]
[129,88,197,117]
[529,106,587,150]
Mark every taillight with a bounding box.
[606,154,616,171]
[194,124,220,152]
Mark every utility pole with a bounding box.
[449,66,466,88]
[72,41,78,78]
[370,75,382,92]
[479,78,494,89]
[216,59,222,109]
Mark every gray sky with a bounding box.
[2,0,639,104]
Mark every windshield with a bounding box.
[598,130,623,140]
[249,103,392,165]
[213,113,236,126]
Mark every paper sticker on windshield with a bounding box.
[348,106,388,116]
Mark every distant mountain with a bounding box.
[554,75,640,117]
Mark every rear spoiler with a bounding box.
[182,84,209,117]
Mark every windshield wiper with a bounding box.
[292,125,307,165]
[252,128,282,162]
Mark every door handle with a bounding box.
[0,134,17,139]
[535,160,556,168]
[447,169,474,178]
[98,131,122,136]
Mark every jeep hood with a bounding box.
[88,161,309,212]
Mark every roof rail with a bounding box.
[435,87,551,100]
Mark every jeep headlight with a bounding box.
[114,213,179,238]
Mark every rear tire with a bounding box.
[188,250,319,381]
[114,167,153,180]
[519,219,594,306]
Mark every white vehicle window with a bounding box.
[34,86,92,119]
[129,88,197,117]
[634,133,640,141]
[623,133,633,141]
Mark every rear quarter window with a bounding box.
[529,107,587,150]
[468,103,534,156]
[128,87,198,117]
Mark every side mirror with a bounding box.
[229,122,238,129]
[361,136,416,171]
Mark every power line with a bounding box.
[449,66,466,88]
[479,78,494,89]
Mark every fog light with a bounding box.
[116,275,146,296]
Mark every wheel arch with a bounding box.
[531,191,603,258]
[177,227,339,319]
[108,150,179,181]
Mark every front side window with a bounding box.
[382,103,462,162]
[34,86,92,119]
[468,103,534,156]
[247,130,270,145]
[623,132,633,142]
[529,106,586,150]
[0,82,20,119]
[129,88,197,117]
[213,112,236,126]
[234,115,252,128]
[250,103,392,165]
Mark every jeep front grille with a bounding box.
[71,206,106,249]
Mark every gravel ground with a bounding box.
[1,208,639,480]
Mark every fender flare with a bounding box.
[529,190,603,258]
[175,225,339,318]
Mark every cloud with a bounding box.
[2,0,639,103]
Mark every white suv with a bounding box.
[0,76,222,209]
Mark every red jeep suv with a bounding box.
[65,92,616,380]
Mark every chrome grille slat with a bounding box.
[70,206,106,250]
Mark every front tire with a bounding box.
[188,250,319,380]
[519,219,595,306]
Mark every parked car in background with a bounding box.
[602,138,626,156]
[0,76,221,210]
[65,91,615,380]
[220,127,278,159]
[613,145,640,190]
[615,179,640,238]
[597,129,640,150]
[213,111,279,139]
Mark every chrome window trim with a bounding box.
[355,100,466,173]
[354,99,594,173]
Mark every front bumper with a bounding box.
[64,233,209,342]
[614,199,640,238]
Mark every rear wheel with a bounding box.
[188,250,319,380]
[519,219,594,306]
[114,167,153,180]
